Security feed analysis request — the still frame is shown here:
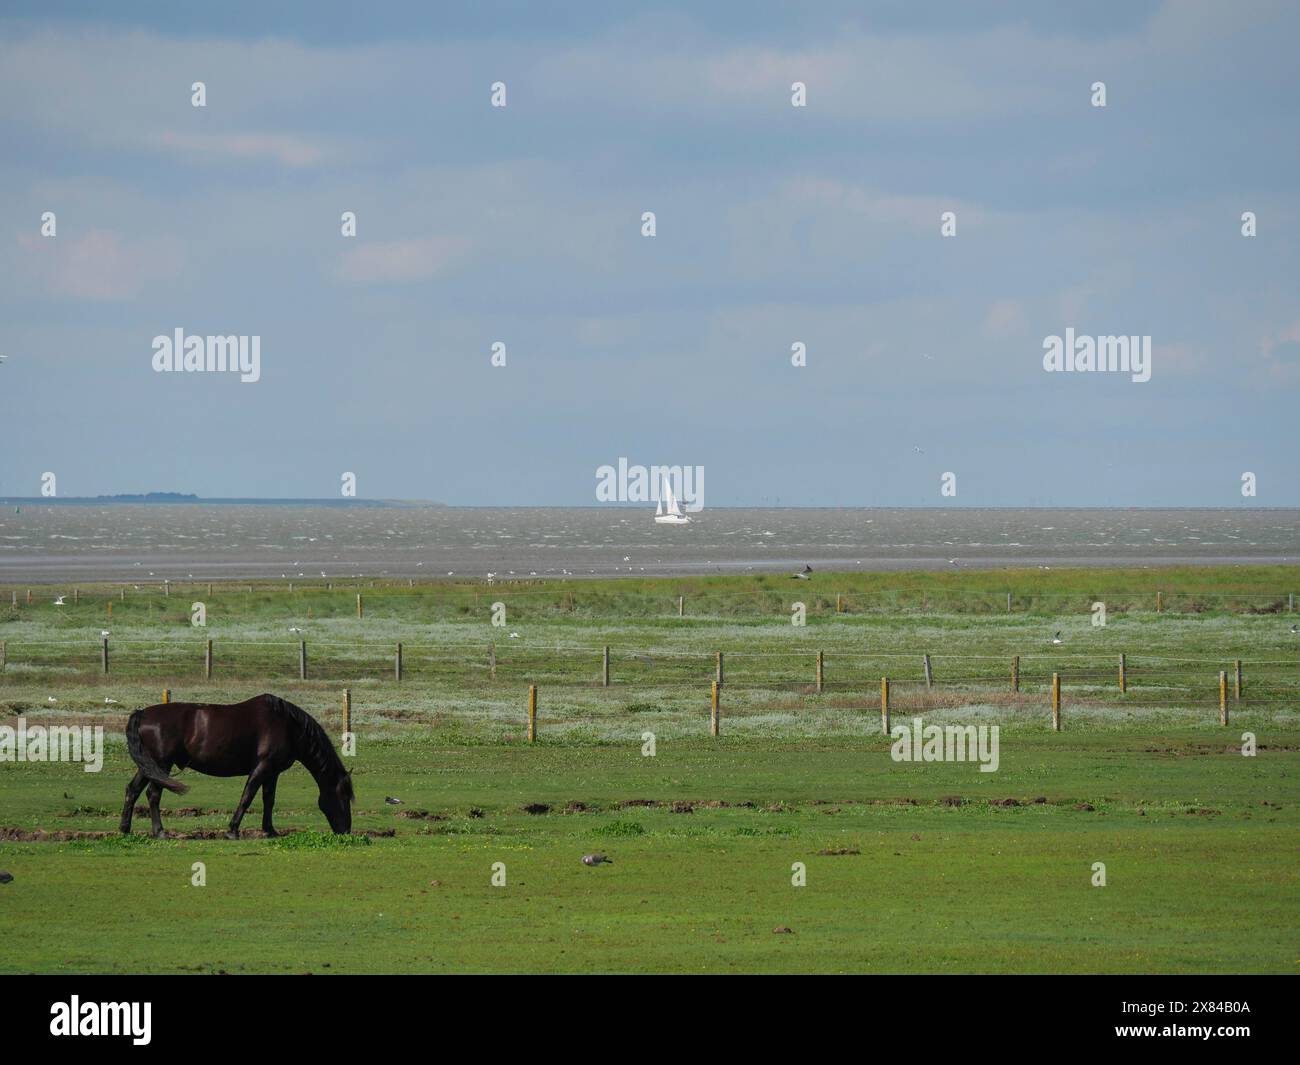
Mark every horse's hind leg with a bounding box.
[119,770,147,834]
[260,774,279,837]
[227,767,268,840]
[146,781,166,839]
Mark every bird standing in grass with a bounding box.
[1052,631,1063,645]
[581,853,612,866]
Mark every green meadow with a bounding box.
[1,568,1297,973]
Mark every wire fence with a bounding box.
[1,636,1292,712]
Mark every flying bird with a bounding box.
[100,630,110,637]
[790,565,813,580]
[53,595,66,605]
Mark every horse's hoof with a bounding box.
[225,831,240,840]
[263,828,278,838]
[150,830,167,840]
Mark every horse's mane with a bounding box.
[262,694,352,798]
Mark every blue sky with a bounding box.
[1,1,1296,506]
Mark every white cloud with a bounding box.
[334,237,471,283]
[16,228,184,301]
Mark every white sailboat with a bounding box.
[654,472,691,525]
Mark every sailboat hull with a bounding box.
[654,515,691,524]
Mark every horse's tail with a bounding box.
[125,709,189,794]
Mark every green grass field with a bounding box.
[2,568,1298,973]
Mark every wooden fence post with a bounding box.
[0,640,5,671]
[1051,673,1061,731]
[1156,591,1162,613]
[205,639,213,679]
[923,654,933,689]
[299,640,308,680]
[715,651,724,688]
[815,650,824,692]
[1007,591,1012,613]
[1011,655,1019,693]
[162,688,171,704]
[528,685,538,743]
[342,689,351,735]
[602,645,610,687]
[710,680,719,737]
[881,676,890,735]
[101,637,109,675]
[836,594,843,614]
[489,642,496,680]
[73,588,79,604]
[395,642,403,682]
[1219,671,1228,726]
[1119,653,1127,693]
[106,601,112,618]
[356,593,363,619]
[163,582,168,598]
[1234,659,1242,700]
[678,595,684,618]
[207,583,212,597]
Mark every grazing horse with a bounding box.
[120,693,353,839]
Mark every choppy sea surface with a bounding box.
[0,506,1296,582]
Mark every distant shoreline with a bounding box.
[2,500,1297,511]
[0,497,444,508]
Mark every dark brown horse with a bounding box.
[120,693,353,839]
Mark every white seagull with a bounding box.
[1051,631,1063,645]
[53,595,66,605]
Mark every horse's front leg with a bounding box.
[260,773,280,837]
[119,770,147,834]
[227,768,268,840]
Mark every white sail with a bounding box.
[653,470,691,524]
[661,474,682,516]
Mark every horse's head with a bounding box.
[318,769,354,834]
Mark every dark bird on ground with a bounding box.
[0,872,13,884]
[581,853,612,866]
[384,796,403,805]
